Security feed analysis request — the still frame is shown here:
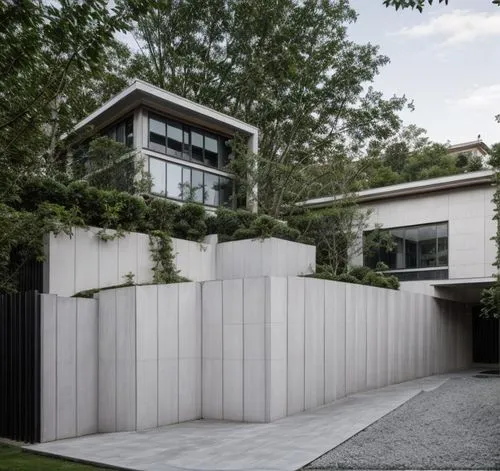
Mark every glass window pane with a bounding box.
[404,227,418,269]
[166,163,182,199]
[204,173,219,206]
[418,225,437,267]
[126,117,133,147]
[191,169,204,203]
[192,131,204,162]
[437,224,448,266]
[205,135,218,167]
[181,167,191,200]
[149,158,165,195]
[149,117,166,153]
[219,177,233,207]
[116,122,126,144]
[167,122,183,158]
[390,228,405,269]
[221,139,230,167]
[183,130,191,159]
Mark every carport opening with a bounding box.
[472,305,499,365]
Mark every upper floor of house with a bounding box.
[68,79,259,210]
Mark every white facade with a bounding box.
[302,171,496,302]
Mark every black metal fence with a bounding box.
[0,291,41,443]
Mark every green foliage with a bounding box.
[71,137,151,194]
[149,230,182,284]
[310,264,399,290]
[172,203,208,241]
[126,0,409,217]
[206,208,258,242]
[384,0,499,11]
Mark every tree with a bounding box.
[125,0,409,217]
[383,0,500,11]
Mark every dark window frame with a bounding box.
[103,114,134,148]
[147,156,234,208]
[147,112,230,171]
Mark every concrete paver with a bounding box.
[25,375,449,471]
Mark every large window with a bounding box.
[148,157,233,207]
[148,113,230,169]
[364,222,448,280]
[105,116,133,147]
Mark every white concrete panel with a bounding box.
[376,289,388,388]
[179,283,202,359]
[56,297,77,439]
[324,282,336,403]
[74,228,99,294]
[244,324,265,360]
[98,290,116,432]
[98,232,119,288]
[136,360,158,430]
[267,359,287,421]
[158,359,178,426]
[202,359,223,419]
[49,232,75,297]
[223,324,243,360]
[76,298,98,436]
[243,278,266,324]
[304,278,325,409]
[386,290,398,385]
[136,232,152,284]
[158,284,179,360]
[366,287,378,391]
[415,295,425,378]
[222,279,243,325]
[179,358,202,422]
[332,282,346,400]
[223,359,243,421]
[202,281,222,360]
[354,284,367,393]
[136,285,158,361]
[40,294,57,442]
[345,283,357,395]
[115,287,136,432]
[118,232,138,284]
[243,359,266,422]
[266,277,287,324]
[287,277,305,415]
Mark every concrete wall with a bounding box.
[40,295,98,442]
[216,238,316,280]
[97,283,202,433]
[46,228,315,297]
[46,227,217,296]
[353,185,496,280]
[200,277,472,423]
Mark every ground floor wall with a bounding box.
[38,278,472,442]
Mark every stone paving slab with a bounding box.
[25,375,449,471]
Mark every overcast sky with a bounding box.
[348,0,500,146]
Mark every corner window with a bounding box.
[147,113,230,170]
[147,157,234,207]
[364,222,448,280]
[104,116,134,148]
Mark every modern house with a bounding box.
[447,139,491,163]
[302,170,499,364]
[67,79,259,211]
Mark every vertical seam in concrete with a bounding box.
[177,284,180,423]
[285,278,289,416]
[156,285,159,428]
[242,279,245,422]
[344,285,347,400]
[324,281,327,404]
[264,277,268,423]
[303,279,306,412]
[365,290,368,391]
[55,297,58,440]
[220,281,224,420]
[114,289,117,432]
[75,300,79,437]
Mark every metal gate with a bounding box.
[0,291,41,443]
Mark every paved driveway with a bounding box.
[26,376,448,471]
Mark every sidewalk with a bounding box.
[26,375,449,471]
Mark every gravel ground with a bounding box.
[305,376,500,470]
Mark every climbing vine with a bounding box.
[148,230,183,284]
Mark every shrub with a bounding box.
[172,203,207,241]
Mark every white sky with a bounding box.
[348,0,500,146]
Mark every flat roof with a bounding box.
[300,170,494,208]
[67,79,259,139]
[431,277,495,287]
[447,140,491,155]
